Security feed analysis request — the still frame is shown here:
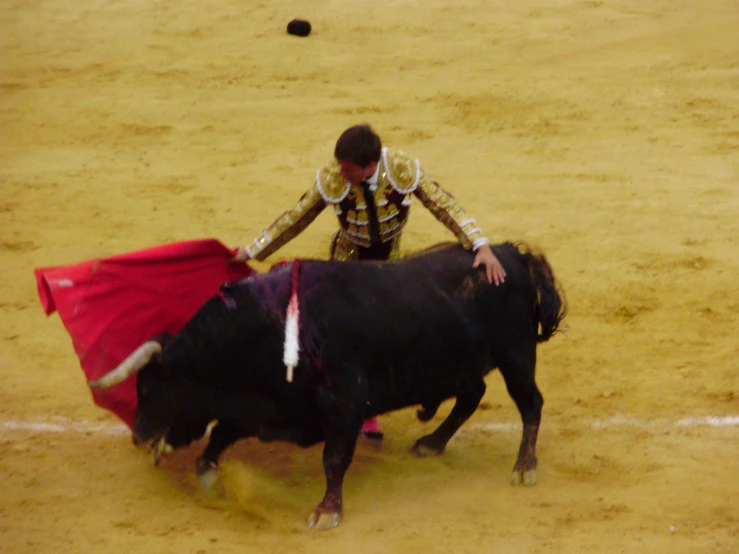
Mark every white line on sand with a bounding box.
[2,418,129,436]
[1,415,737,437]
[467,414,739,434]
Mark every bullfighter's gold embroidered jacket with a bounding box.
[245,147,489,261]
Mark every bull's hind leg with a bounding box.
[498,350,543,486]
[412,378,486,456]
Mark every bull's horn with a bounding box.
[88,341,162,389]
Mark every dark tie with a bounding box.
[361,180,381,244]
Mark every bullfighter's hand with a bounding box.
[473,245,506,286]
[230,246,250,263]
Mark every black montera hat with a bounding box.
[287,19,311,37]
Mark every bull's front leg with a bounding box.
[308,439,357,530]
[309,386,363,530]
[196,420,256,494]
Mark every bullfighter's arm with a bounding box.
[245,186,327,261]
[413,175,489,251]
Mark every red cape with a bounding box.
[35,239,255,429]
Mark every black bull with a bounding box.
[90,242,566,530]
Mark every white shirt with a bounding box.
[363,165,380,191]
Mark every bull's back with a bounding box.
[300,243,536,380]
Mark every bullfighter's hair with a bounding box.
[334,124,382,168]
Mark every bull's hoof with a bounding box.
[198,467,222,495]
[511,468,537,486]
[307,511,341,530]
[411,436,445,457]
[196,459,222,496]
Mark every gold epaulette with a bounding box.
[315,161,350,204]
[381,148,421,194]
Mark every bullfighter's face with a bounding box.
[337,159,377,186]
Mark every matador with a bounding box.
[236,125,505,281]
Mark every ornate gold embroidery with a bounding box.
[247,149,487,262]
[330,232,359,261]
[382,148,421,193]
[331,233,402,260]
[414,177,486,249]
[347,223,371,242]
[377,203,399,223]
[380,221,402,237]
[317,161,350,202]
[387,238,402,260]
[248,187,325,260]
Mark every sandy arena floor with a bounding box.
[1,0,738,552]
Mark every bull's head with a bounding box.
[89,340,205,458]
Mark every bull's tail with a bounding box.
[517,244,567,343]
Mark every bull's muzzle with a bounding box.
[132,432,171,466]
